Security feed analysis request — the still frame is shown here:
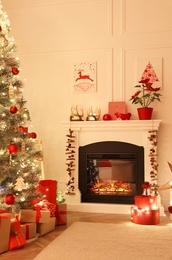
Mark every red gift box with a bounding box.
[39,180,57,204]
[131,206,160,225]
[9,217,26,250]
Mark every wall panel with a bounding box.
[123,0,172,34]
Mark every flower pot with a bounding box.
[137,107,153,120]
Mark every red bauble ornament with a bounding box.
[19,126,28,133]
[8,143,19,154]
[168,206,172,214]
[12,67,19,75]
[4,194,16,205]
[10,106,18,114]
[103,114,112,120]
[28,132,37,139]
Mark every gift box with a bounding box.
[19,209,50,223]
[33,199,56,217]
[21,222,37,240]
[39,199,56,217]
[39,180,57,204]
[9,218,26,250]
[46,201,56,217]
[0,210,11,254]
[108,101,126,120]
[56,203,67,225]
[37,217,56,236]
[131,206,160,225]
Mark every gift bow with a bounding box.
[142,181,151,196]
[33,200,48,222]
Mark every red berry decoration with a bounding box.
[8,143,19,154]
[10,106,18,114]
[168,206,172,214]
[12,67,19,75]
[0,26,2,32]
[28,132,37,139]
[4,194,16,205]
[19,126,28,133]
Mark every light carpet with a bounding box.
[34,218,172,260]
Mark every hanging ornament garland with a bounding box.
[9,84,14,98]
[65,128,76,194]
[148,130,159,194]
[21,140,26,154]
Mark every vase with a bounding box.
[137,107,153,120]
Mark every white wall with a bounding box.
[3,0,172,210]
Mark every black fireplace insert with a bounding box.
[79,141,144,204]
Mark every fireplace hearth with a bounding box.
[79,141,144,204]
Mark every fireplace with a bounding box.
[79,141,144,204]
[62,120,162,214]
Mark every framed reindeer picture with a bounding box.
[73,61,96,93]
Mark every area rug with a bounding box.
[34,219,172,260]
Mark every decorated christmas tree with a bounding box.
[0,2,43,214]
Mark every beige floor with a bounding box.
[0,211,170,260]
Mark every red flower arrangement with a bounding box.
[129,78,162,108]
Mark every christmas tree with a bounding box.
[0,2,43,214]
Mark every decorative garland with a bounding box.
[65,128,159,196]
[65,129,76,194]
[148,130,159,194]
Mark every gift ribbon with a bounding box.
[10,219,26,250]
[55,204,67,225]
[35,207,41,223]
[33,204,44,223]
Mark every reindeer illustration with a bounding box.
[75,70,93,82]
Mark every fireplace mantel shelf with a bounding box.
[62,120,162,132]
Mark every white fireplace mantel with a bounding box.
[62,119,162,132]
[62,120,163,215]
